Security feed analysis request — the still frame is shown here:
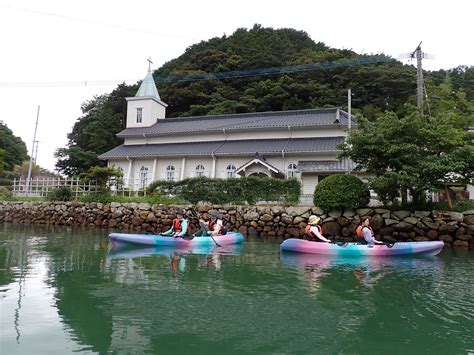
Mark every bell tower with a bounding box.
[126,58,167,128]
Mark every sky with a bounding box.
[0,0,473,172]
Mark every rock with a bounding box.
[343,209,355,217]
[393,222,414,232]
[293,216,304,224]
[287,227,301,237]
[286,206,311,217]
[374,208,390,214]
[423,221,440,230]
[243,211,260,221]
[322,221,341,236]
[312,207,324,215]
[453,240,469,248]
[260,214,273,222]
[250,221,258,228]
[380,226,394,236]
[238,226,248,235]
[328,210,342,218]
[108,219,118,228]
[356,208,373,217]
[416,221,428,231]
[392,210,410,220]
[448,212,464,222]
[426,230,438,240]
[281,215,293,224]
[439,223,457,234]
[455,227,466,236]
[414,236,430,242]
[414,210,431,218]
[248,227,258,236]
[146,212,157,222]
[341,227,352,237]
[384,219,399,226]
[455,234,472,241]
[403,217,419,225]
[439,234,453,243]
[370,214,384,231]
[465,225,474,235]
[337,217,350,226]
[413,227,425,236]
[399,232,410,240]
[131,216,143,226]
[382,213,391,219]
[463,215,474,225]
[463,209,474,216]
[271,206,284,215]
[382,235,397,242]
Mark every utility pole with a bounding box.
[347,89,352,173]
[26,106,40,194]
[400,42,433,113]
[415,43,424,110]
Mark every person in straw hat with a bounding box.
[305,215,331,242]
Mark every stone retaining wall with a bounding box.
[1,201,473,248]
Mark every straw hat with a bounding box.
[308,215,321,225]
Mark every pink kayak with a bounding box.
[280,239,444,257]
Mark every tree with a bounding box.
[340,106,474,205]
[55,84,137,176]
[80,166,123,193]
[0,123,28,171]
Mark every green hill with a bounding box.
[55,25,474,175]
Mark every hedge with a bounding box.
[148,176,301,205]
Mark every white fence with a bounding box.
[12,178,94,198]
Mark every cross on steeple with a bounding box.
[147,57,153,73]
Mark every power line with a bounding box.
[0,55,394,88]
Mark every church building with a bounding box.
[99,69,356,202]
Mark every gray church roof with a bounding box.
[99,137,345,159]
[117,108,355,138]
[135,72,161,100]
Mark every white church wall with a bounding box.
[183,158,212,178]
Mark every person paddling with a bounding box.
[163,209,188,238]
[356,217,383,246]
[305,215,330,243]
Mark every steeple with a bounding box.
[135,72,161,100]
[125,59,168,128]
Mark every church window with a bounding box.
[287,163,298,178]
[226,164,236,178]
[140,166,149,187]
[136,107,143,123]
[195,164,205,177]
[166,165,175,181]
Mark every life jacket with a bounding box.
[172,218,182,233]
[209,220,223,234]
[356,225,373,238]
[305,224,323,240]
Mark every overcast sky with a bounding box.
[1,0,472,172]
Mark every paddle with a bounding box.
[189,208,221,247]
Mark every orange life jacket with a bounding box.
[356,226,373,238]
[172,218,182,233]
[305,224,323,240]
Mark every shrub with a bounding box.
[0,178,13,186]
[0,187,12,200]
[313,174,369,211]
[47,187,73,201]
[148,177,301,205]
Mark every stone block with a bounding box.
[403,217,419,225]
[392,210,410,220]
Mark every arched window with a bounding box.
[166,165,175,181]
[287,163,298,178]
[226,164,236,178]
[195,164,205,177]
[140,166,149,187]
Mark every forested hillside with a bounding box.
[55,25,474,176]
[0,122,28,172]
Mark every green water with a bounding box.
[0,224,473,354]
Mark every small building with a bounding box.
[99,70,355,203]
